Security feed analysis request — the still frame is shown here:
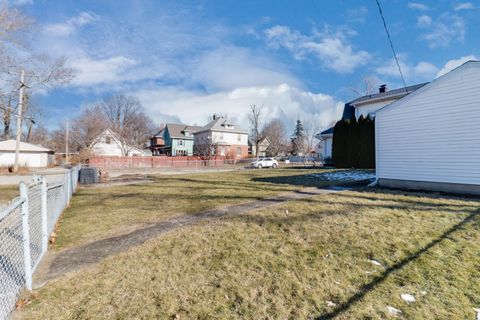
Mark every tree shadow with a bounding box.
[314,209,480,319]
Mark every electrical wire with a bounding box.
[375,0,408,91]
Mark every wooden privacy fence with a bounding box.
[87,156,227,170]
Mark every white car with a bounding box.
[251,158,279,169]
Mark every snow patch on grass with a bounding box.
[309,170,375,181]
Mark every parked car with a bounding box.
[251,158,278,168]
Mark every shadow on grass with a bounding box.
[314,209,480,319]
[252,173,373,189]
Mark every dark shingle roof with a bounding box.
[350,83,428,105]
[317,83,428,138]
[196,117,248,134]
[165,123,203,139]
[320,127,334,135]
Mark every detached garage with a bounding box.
[375,60,480,195]
[0,140,55,168]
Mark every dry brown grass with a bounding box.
[53,168,342,250]
[0,185,19,204]
[18,186,480,319]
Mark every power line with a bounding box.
[375,0,408,91]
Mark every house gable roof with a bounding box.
[320,127,334,135]
[376,60,480,115]
[350,82,429,107]
[0,140,52,152]
[165,123,203,139]
[196,117,248,134]
[315,79,432,140]
[90,128,146,154]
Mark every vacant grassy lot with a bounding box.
[53,168,345,250]
[18,172,479,319]
[0,185,18,204]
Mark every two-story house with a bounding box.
[194,115,249,159]
[317,83,428,160]
[152,123,203,156]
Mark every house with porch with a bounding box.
[150,123,203,156]
[194,115,249,159]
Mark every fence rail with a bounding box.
[0,165,80,319]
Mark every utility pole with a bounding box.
[65,119,69,164]
[14,70,26,173]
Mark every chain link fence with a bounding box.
[0,165,80,319]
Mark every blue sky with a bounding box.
[13,0,480,132]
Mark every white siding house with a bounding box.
[317,83,427,160]
[90,129,147,156]
[376,60,480,195]
[0,140,55,168]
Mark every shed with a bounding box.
[375,60,480,195]
[0,140,55,168]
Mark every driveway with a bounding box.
[0,167,69,185]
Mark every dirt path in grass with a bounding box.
[33,186,352,288]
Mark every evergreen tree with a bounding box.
[290,119,306,155]
[332,120,347,167]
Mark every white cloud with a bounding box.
[416,15,432,27]
[376,55,438,81]
[408,2,429,10]
[436,55,478,77]
[191,46,300,91]
[454,2,474,11]
[68,55,139,86]
[418,13,466,48]
[135,84,344,132]
[264,25,371,74]
[43,11,98,37]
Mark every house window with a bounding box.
[236,147,241,157]
[237,134,241,142]
[220,147,225,156]
[219,133,224,140]
[179,139,184,146]
[105,136,111,144]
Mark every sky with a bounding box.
[11,0,480,133]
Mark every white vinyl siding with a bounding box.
[376,62,480,185]
[355,99,397,119]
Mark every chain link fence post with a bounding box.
[19,182,33,291]
[41,176,48,254]
[67,170,72,205]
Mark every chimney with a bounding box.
[379,84,388,93]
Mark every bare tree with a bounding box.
[262,118,288,157]
[95,94,156,155]
[0,7,74,141]
[349,76,379,98]
[71,105,108,150]
[193,135,218,159]
[26,124,48,145]
[248,104,264,158]
[303,119,321,160]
